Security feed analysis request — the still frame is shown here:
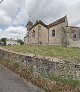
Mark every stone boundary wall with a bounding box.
[0,48,80,80]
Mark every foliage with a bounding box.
[42,72,80,88]
[0,38,7,45]
[17,39,24,45]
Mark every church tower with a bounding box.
[26,15,33,44]
[26,15,33,31]
[26,21,33,31]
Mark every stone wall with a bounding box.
[0,48,80,80]
[29,24,48,45]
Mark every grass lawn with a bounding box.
[1,45,80,61]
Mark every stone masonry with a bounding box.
[0,48,80,80]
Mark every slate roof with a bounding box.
[28,16,66,30]
[29,20,48,30]
[47,16,66,28]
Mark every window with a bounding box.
[73,34,76,38]
[32,30,35,38]
[38,26,41,30]
[52,30,55,37]
[38,26,41,37]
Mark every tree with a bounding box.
[17,39,24,45]
[0,38,7,46]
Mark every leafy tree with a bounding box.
[17,39,24,45]
[1,38,7,45]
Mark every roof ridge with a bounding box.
[47,16,66,28]
[28,16,67,30]
[29,20,48,30]
[66,26,79,28]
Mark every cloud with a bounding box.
[26,0,66,23]
[0,26,26,40]
[0,0,27,27]
[64,0,80,26]
[0,0,80,27]
[0,0,80,39]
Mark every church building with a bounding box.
[24,16,80,47]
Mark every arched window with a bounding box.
[52,30,55,37]
[32,30,35,38]
[73,34,76,38]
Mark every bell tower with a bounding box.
[26,15,33,31]
[26,15,33,44]
[26,21,33,31]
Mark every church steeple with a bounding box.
[26,21,33,31]
[26,15,33,31]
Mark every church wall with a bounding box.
[65,27,80,48]
[48,22,66,45]
[25,16,80,47]
[29,26,38,44]
[29,24,48,45]
[40,24,48,44]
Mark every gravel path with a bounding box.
[0,66,45,92]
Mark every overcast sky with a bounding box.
[0,0,80,40]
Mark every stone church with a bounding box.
[24,16,80,47]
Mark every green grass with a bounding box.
[1,45,80,61]
[42,73,80,88]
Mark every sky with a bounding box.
[0,0,80,40]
